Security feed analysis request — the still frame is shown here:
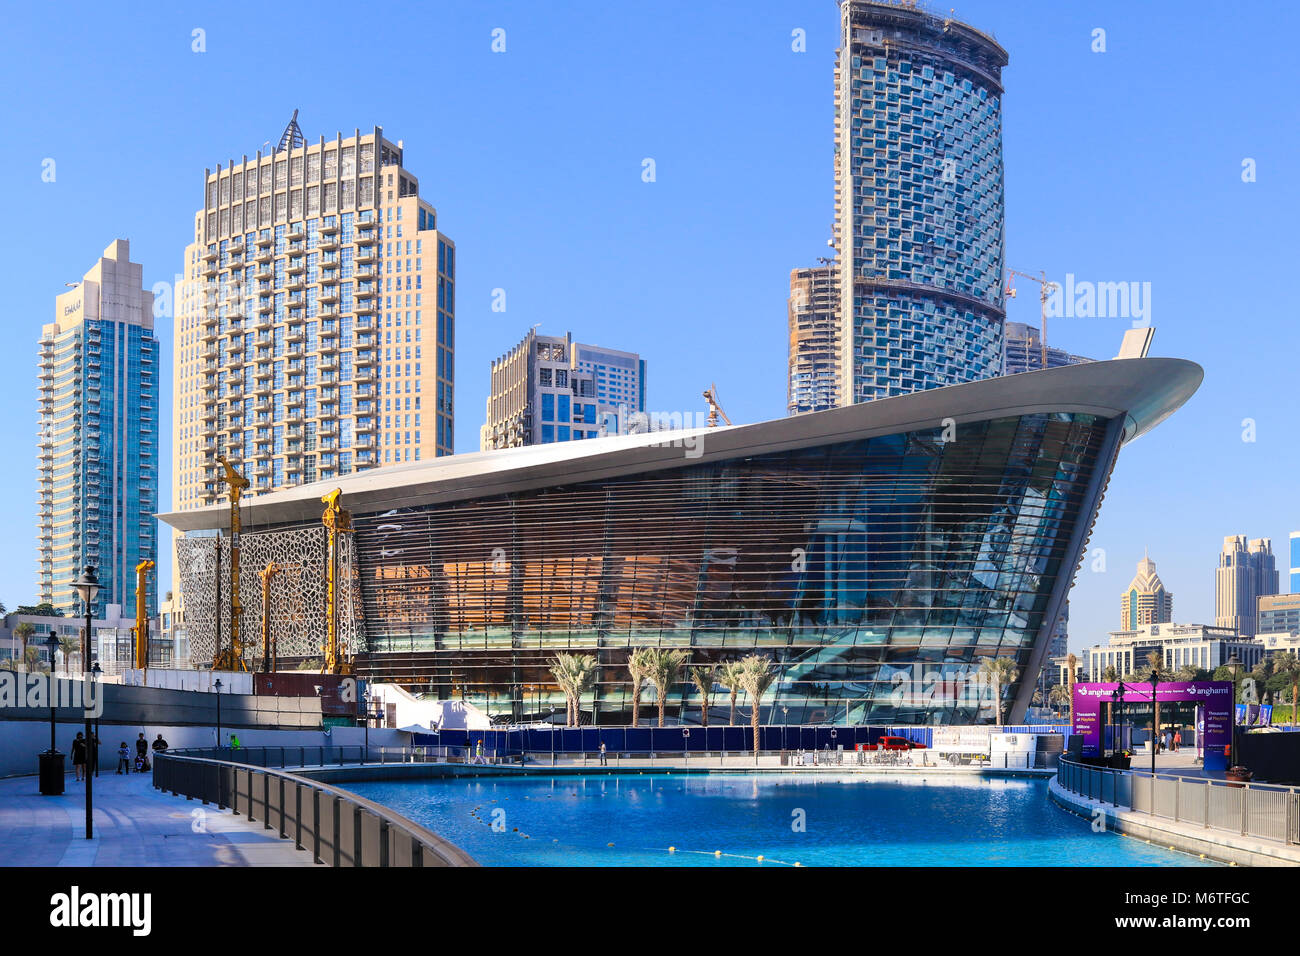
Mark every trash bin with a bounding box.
[39,750,65,796]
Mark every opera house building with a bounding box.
[160,357,1201,726]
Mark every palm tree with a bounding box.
[718,660,746,725]
[1102,664,1118,729]
[1066,652,1078,726]
[549,653,596,727]
[689,664,716,727]
[24,646,42,672]
[977,657,1019,727]
[1048,683,1070,717]
[14,622,34,671]
[626,647,656,727]
[58,636,79,674]
[738,655,776,754]
[1273,651,1300,726]
[1147,650,1163,742]
[645,649,687,727]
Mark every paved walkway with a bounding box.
[0,771,316,867]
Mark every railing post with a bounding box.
[1241,784,1248,836]
[1205,782,1210,829]
[379,820,390,867]
[312,788,321,864]
[353,804,363,867]
[264,773,272,829]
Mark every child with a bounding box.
[116,741,131,774]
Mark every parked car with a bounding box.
[876,735,926,750]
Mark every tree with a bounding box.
[15,603,63,617]
[718,661,746,726]
[549,653,597,727]
[58,636,79,674]
[24,646,42,672]
[1269,652,1300,726]
[645,649,687,728]
[689,664,716,727]
[626,647,656,727]
[977,657,1019,727]
[1102,664,1118,730]
[1048,683,1071,716]
[13,622,35,668]
[1147,651,1164,741]
[738,655,777,754]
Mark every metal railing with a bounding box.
[152,750,476,867]
[1056,756,1300,846]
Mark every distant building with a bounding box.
[1216,535,1279,638]
[787,264,840,414]
[1258,593,1300,637]
[1085,622,1262,680]
[1003,322,1093,375]
[1120,553,1174,630]
[1291,530,1299,593]
[38,239,158,620]
[1,606,162,672]
[480,330,645,449]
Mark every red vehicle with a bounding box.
[875,735,927,751]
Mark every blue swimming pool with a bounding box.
[344,773,1216,867]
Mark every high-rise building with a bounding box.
[38,239,158,619]
[1216,535,1279,638]
[834,1,1008,405]
[172,118,456,515]
[1003,322,1093,375]
[787,264,841,414]
[481,330,645,449]
[1290,530,1299,593]
[1120,553,1174,630]
[1085,622,1263,681]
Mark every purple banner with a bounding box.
[1072,681,1232,771]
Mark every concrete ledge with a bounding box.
[1048,777,1300,867]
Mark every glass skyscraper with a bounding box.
[835,1,1008,404]
[38,239,158,619]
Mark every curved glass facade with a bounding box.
[352,411,1113,725]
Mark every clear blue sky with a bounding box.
[1,1,1296,653]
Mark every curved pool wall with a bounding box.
[342,773,1216,867]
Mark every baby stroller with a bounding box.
[134,753,151,772]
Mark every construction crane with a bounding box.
[131,560,154,670]
[213,455,250,672]
[259,562,280,674]
[321,489,353,676]
[702,383,732,428]
[1004,269,1060,371]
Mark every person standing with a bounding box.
[116,741,131,774]
[71,732,87,782]
[1174,729,1182,752]
[152,733,169,754]
[135,733,149,771]
[599,741,608,766]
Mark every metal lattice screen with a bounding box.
[176,526,363,667]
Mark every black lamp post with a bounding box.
[361,690,370,761]
[1116,682,1126,761]
[1227,653,1241,769]
[214,678,224,751]
[1110,686,1120,762]
[38,632,64,795]
[70,565,99,840]
[1148,669,1159,779]
[45,633,59,752]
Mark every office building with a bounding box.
[172,117,456,515]
[834,1,1008,405]
[1258,593,1300,637]
[161,356,1200,725]
[1290,530,1299,593]
[38,239,158,619]
[788,264,841,414]
[1004,322,1093,375]
[1086,622,1263,681]
[1120,553,1173,630]
[481,330,645,449]
[1216,535,1279,638]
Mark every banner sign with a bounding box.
[1072,682,1232,771]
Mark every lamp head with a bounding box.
[70,565,100,606]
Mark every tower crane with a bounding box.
[131,560,154,670]
[1004,269,1060,371]
[213,455,250,672]
[702,383,732,428]
[321,489,353,676]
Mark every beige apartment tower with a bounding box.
[1215,535,1279,638]
[787,264,840,414]
[1119,553,1173,630]
[172,116,456,518]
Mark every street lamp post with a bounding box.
[214,678,224,750]
[1148,670,1159,779]
[70,566,99,840]
[90,662,101,778]
[45,633,59,753]
[1227,653,1242,769]
[361,690,370,762]
[38,632,64,795]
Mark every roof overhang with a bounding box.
[158,356,1202,534]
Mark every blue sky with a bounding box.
[1,0,1296,653]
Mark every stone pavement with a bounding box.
[0,769,316,866]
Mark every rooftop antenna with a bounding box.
[276,109,305,153]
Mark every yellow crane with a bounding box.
[259,562,280,674]
[321,489,353,675]
[1004,269,1061,370]
[131,559,154,670]
[702,383,732,428]
[213,455,250,671]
